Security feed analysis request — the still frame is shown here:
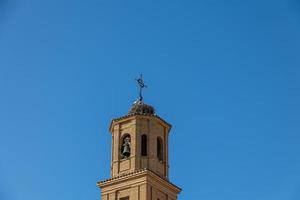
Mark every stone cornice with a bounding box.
[97,168,181,193]
[109,114,172,132]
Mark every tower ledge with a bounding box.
[109,113,172,133]
[97,168,181,195]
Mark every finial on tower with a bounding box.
[135,74,147,101]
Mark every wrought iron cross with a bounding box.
[135,74,147,101]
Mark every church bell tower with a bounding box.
[97,76,181,200]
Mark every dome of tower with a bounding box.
[128,100,155,115]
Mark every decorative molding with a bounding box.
[97,168,181,193]
[109,114,172,132]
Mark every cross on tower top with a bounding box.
[135,74,147,101]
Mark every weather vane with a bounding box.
[135,74,147,101]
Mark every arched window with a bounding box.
[141,134,147,156]
[157,137,163,161]
[120,134,131,159]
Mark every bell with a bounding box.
[122,145,130,157]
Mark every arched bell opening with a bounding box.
[157,137,163,161]
[141,134,148,156]
[120,134,131,159]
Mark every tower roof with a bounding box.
[109,100,171,132]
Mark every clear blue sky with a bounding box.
[1,1,300,200]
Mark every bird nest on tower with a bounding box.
[128,100,155,115]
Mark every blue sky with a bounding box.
[1,1,300,200]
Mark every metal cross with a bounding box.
[135,74,147,101]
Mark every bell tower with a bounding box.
[97,76,181,200]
